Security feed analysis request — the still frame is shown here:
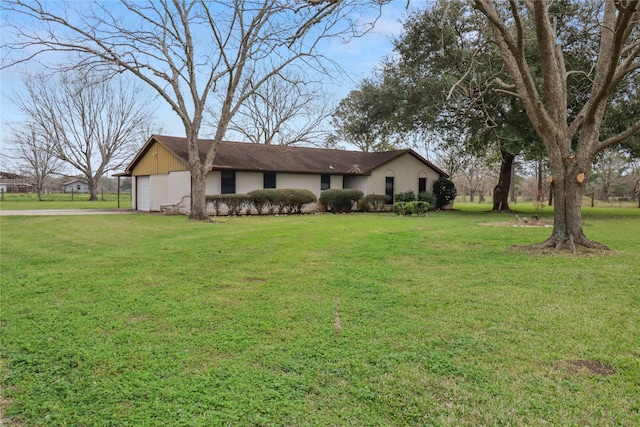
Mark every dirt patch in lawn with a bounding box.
[557,360,616,376]
[242,277,267,283]
[479,217,553,228]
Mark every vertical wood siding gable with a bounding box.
[131,142,187,176]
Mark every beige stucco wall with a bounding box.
[330,175,344,191]
[205,171,219,195]
[343,175,369,194]
[277,173,322,196]
[236,172,263,194]
[149,174,168,212]
[167,170,191,205]
[366,155,441,199]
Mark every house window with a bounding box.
[221,171,236,194]
[321,174,330,191]
[385,177,394,203]
[418,177,427,194]
[76,185,81,190]
[263,172,276,189]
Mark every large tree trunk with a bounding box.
[535,162,608,253]
[190,166,210,221]
[492,150,515,212]
[88,178,98,201]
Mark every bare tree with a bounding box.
[218,70,333,146]
[454,155,495,203]
[13,71,156,201]
[473,0,640,252]
[6,123,64,200]
[1,0,386,220]
[588,148,632,202]
[432,137,467,180]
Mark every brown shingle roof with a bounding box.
[126,135,448,177]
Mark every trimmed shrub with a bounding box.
[395,190,417,203]
[287,189,317,214]
[319,189,364,213]
[394,201,430,216]
[357,198,369,212]
[225,194,250,215]
[403,202,415,215]
[206,195,222,215]
[205,194,250,216]
[433,178,457,209]
[246,189,317,215]
[363,194,390,212]
[247,189,271,215]
[412,201,430,216]
[418,191,437,209]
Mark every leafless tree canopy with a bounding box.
[218,70,333,146]
[6,123,64,201]
[13,71,157,201]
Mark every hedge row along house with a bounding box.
[120,135,449,213]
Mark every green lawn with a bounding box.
[1,210,639,426]
[0,193,132,210]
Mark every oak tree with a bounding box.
[473,0,640,251]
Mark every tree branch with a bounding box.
[599,118,640,150]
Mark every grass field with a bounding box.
[0,193,132,210]
[1,208,639,426]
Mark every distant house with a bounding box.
[0,172,33,193]
[61,179,90,193]
[121,134,449,212]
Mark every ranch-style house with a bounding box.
[121,135,449,213]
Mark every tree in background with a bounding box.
[13,71,156,201]
[2,0,387,220]
[455,151,496,203]
[6,124,64,200]
[331,77,401,152]
[215,70,333,146]
[587,149,633,203]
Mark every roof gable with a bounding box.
[124,135,448,178]
[62,179,88,186]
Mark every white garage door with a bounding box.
[137,176,151,211]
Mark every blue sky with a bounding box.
[0,1,421,150]
[134,1,417,138]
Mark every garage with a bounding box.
[136,176,151,211]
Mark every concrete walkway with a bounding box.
[0,209,137,216]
